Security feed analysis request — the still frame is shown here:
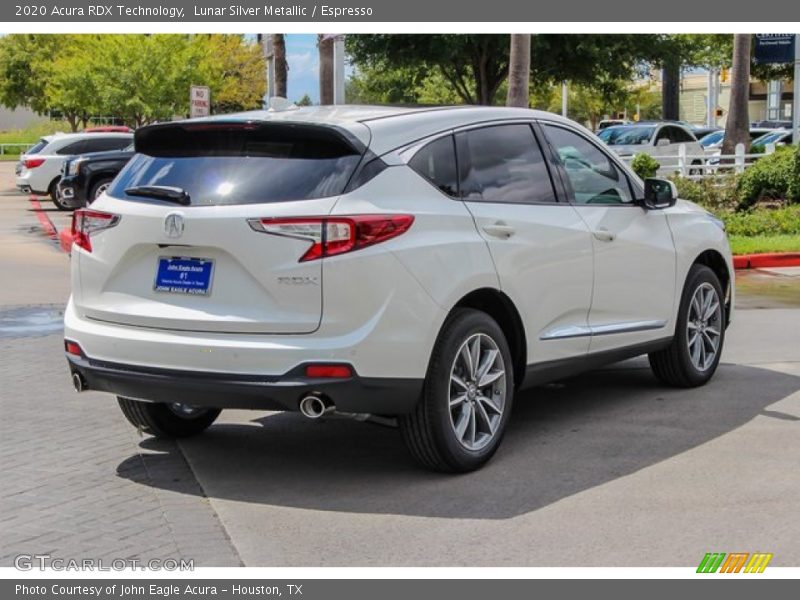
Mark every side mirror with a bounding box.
[641,178,678,210]
[656,138,671,147]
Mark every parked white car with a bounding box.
[64,106,733,472]
[598,122,705,174]
[16,132,133,209]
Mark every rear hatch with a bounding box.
[74,120,367,334]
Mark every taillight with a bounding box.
[248,215,414,262]
[24,158,45,169]
[71,209,120,252]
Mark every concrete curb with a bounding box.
[733,253,800,270]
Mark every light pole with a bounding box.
[793,34,800,143]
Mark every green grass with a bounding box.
[729,234,800,255]
[0,119,74,145]
[0,154,21,161]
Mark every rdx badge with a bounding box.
[277,276,319,286]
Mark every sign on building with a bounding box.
[190,85,211,118]
[754,34,795,64]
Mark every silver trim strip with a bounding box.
[540,320,667,340]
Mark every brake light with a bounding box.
[71,209,120,252]
[305,364,353,378]
[249,215,414,262]
[24,158,45,169]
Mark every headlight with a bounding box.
[66,158,85,176]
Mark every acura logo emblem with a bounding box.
[164,213,185,238]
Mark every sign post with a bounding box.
[189,85,211,119]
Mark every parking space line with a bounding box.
[27,194,63,249]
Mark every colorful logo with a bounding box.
[697,552,773,573]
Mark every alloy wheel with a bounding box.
[687,282,722,371]
[448,333,507,451]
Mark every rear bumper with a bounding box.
[66,353,423,415]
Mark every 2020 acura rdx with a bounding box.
[64,105,732,472]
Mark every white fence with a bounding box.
[619,143,776,180]
[0,143,35,156]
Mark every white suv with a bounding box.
[64,106,733,472]
[16,132,133,209]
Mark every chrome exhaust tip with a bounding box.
[299,395,334,419]
[71,372,87,392]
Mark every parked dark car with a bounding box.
[57,145,134,209]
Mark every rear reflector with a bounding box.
[305,364,353,378]
[249,214,414,262]
[24,158,45,169]
[65,341,83,357]
[71,209,120,252]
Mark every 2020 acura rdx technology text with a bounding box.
[64,105,733,472]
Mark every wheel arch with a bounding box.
[691,249,732,326]
[450,288,527,388]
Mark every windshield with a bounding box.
[699,131,724,147]
[751,131,788,146]
[597,126,654,146]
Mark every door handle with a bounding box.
[592,228,616,242]
[482,222,515,239]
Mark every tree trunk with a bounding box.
[318,34,334,105]
[506,34,531,108]
[721,34,752,156]
[661,57,681,120]
[273,34,288,99]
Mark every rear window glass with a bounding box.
[109,122,363,205]
[26,139,48,155]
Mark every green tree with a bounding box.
[347,35,510,105]
[44,36,103,131]
[200,35,266,113]
[295,94,313,106]
[0,34,67,114]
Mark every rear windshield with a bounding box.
[109,122,363,206]
[26,139,48,155]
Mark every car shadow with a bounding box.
[116,360,799,520]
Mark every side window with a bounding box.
[456,124,556,204]
[655,127,673,144]
[408,135,458,197]
[56,141,87,155]
[543,124,633,205]
[84,137,131,153]
[672,127,694,143]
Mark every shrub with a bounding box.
[721,205,800,237]
[630,153,660,179]
[736,146,797,210]
[791,144,800,203]
[668,174,739,212]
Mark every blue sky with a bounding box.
[283,34,322,103]
[255,34,354,104]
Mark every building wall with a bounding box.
[0,107,47,132]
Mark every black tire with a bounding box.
[88,177,114,204]
[688,160,703,176]
[117,397,221,438]
[399,308,514,472]
[50,179,71,211]
[649,264,726,387]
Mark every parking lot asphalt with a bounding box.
[1,161,798,567]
